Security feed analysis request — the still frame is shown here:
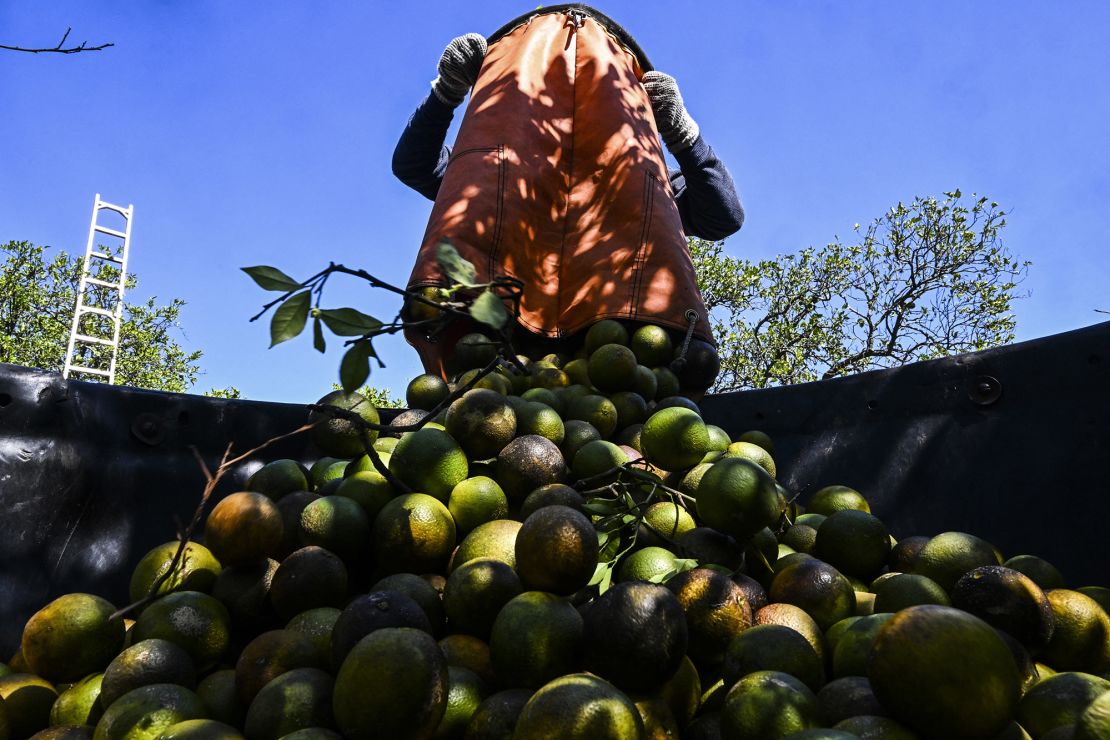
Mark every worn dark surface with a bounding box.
[2,321,1108,656]
[701,321,1110,590]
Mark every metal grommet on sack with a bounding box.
[131,412,165,446]
[968,375,1002,406]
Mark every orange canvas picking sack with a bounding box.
[406,5,712,375]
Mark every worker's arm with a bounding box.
[643,71,744,241]
[391,34,487,201]
[392,93,456,201]
[669,136,745,241]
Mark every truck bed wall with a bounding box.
[2,321,1108,656]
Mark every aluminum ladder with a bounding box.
[62,194,134,383]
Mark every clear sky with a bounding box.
[3,2,1108,403]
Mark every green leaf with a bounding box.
[339,340,373,393]
[312,316,326,353]
[585,500,618,517]
[470,289,508,329]
[436,242,479,287]
[318,307,383,336]
[269,291,311,347]
[587,561,613,587]
[242,265,303,292]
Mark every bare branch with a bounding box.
[1,27,114,54]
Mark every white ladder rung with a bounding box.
[78,305,118,318]
[68,365,113,377]
[98,201,130,217]
[89,251,124,263]
[75,333,117,347]
[95,225,128,239]
[85,277,121,289]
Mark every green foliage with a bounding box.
[203,386,242,399]
[1,239,204,392]
[691,191,1029,391]
[245,241,515,394]
[330,383,403,409]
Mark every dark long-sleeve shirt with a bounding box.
[392,93,744,241]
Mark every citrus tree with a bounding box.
[692,191,1030,391]
[0,239,215,393]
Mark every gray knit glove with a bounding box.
[431,33,487,107]
[642,71,700,153]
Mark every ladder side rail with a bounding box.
[63,193,105,379]
[105,203,134,384]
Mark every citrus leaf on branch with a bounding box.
[313,317,326,353]
[470,289,509,329]
[436,242,480,287]
[243,266,304,292]
[340,340,374,394]
[317,307,383,336]
[269,291,311,347]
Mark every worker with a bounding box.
[393,36,745,244]
[392,6,741,391]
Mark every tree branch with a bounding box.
[1,28,114,54]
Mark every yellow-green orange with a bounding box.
[1016,671,1110,738]
[433,666,487,739]
[667,568,753,668]
[770,558,856,631]
[641,407,710,471]
[587,343,638,392]
[570,439,628,482]
[130,591,231,672]
[869,605,1021,738]
[308,390,380,458]
[914,531,1003,592]
[156,719,244,739]
[515,506,598,595]
[566,395,619,439]
[1038,589,1110,673]
[616,546,678,584]
[585,320,629,353]
[335,470,394,521]
[443,558,523,640]
[243,667,333,740]
[21,593,123,683]
[50,672,104,727]
[332,628,449,740]
[99,638,196,709]
[814,510,891,580]
[696,458,782,541]
[407,373,450,410]
[450,519,521,572]
[872,573,951,613]
[514,402,565,446]
[581,582,688,693]
[720,670,818,740]
[203,491,283,566]
[724,441,777,478]
[489,592,583,690]
[723,624,825,692]
[372,493,457,575]
[513,673,643,740]
[246,458,309,500]
[447,476,508,535]
[445,388,517,460]
[950,565,1055,649]
[630,324,673,367]
[0,673,57,739]
[388,428,468,503]
[495,435,567,502]
[94,683,206,740]
[234,630,322,706]
[806,486,870,516]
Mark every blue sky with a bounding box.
[2,2,1108,403]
